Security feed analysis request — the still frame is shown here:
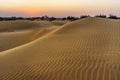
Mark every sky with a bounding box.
[0,0,120,17]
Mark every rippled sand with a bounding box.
[0,18,119,80]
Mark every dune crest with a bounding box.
[0,18,120,80]
[0,20,68,52]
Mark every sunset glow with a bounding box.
[0,0,120,17]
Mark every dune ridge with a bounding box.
[0,20,68,52]
[0,18,120,80]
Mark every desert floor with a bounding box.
[0,18,120,80]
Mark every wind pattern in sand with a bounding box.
[0,18,120,80]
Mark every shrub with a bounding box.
[0,17,3,21]
[95,14,107,18]
[49,17,56,21]
[108,14,118,19]
[80,15,90,19]
[66,16,79,21]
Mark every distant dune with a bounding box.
[0,18,120,80]
[0,20,69,51]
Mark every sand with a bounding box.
[0,18,120,80]
[0,20,54,31]
[0,20,68,51]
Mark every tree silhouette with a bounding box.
[49,17,56,21]
[62,17,67,20]
[66,16,79,21]
[95,14,106,18]
[108,14,118,19]
[0,17,3,21]
[80,15,90,19]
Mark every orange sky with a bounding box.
[0,0,120,17]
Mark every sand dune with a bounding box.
[0,20,54,32]
[0,29,54,51]
[52,20,70,26]
[0,20,68,51]
[0,18,120,80]
[0,20,69,32]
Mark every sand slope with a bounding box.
[0,29,53,51]
[0,20,54,32]
[0,18,120,80]
[0,20,68,51]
